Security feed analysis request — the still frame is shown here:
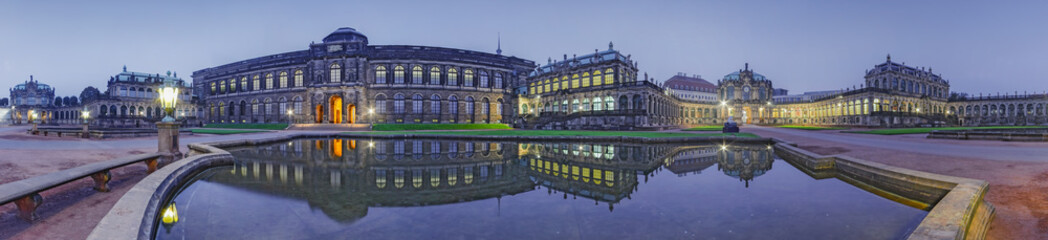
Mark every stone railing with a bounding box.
[928,128,1048,141]
[773,138,994,240]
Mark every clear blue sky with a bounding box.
[2,0,1047,97]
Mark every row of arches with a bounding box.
[211,70,305,95]
[210,96,305,123]
[953,103,1047,117]
[374,93,505,124]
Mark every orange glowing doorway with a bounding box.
[330,96,343,124]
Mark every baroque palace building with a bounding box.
[192,27,534,125]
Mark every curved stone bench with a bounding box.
[0,152,162,222]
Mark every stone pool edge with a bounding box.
[773,138,995,240]
[87,133,992,240]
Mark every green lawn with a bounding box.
[846,126,1048,135]
[777,125,849,131]
[191,129,268,135]
[201,123,289,130]
[681,126,722,131]
[353,130,759,138]
[372,123,512,131]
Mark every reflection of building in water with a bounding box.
[517,142,676,211]
[665,146,718,176]
[218,138,532,222]
[716,144,774,188]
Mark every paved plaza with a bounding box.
[0,126,1043,239]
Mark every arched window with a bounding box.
[229,79,237,93]
[561,100,568,112]
[605,96,615,110]
[293,96,303,115]
[448,96,459,115]
[239,78,247,91]
[279,72,288,88]
[560,76,569,89]
[394,66,405,84]
[605,68,614,85]
[375,66,387,84]
[429,67,441,85]
[465,96,475,115]
[251,76,260,90]
[447,68,458,86]
[209,83,216,94]
[412,94,423,114]
[394,94,405,114]
[412,66,423,84]
[463,69,473,86]
[430,94,441,114]
[543,79,551,92]
[294,70,304,87]
[100,105,108,117]
[494,73,503,89]
[582,98,590,111]
[582,72,591,87]
[571,74,580,88]
[330,63,341,82]
[478,71,489,88]
[375,95,387,114]
[218,81,226,93]
[593,97,603,111]
[481,98,490,115]
[594,70,603,86]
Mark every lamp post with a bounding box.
[81,108,90,138]
[286,109,293,126]
[157,79,182,164]
[368,108,375,130]
[29,110,37,134]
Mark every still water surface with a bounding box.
[156,138,927,239]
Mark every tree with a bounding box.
[54,97,63,107]
[67,96,79,106]
[80,87,101,104]
[0,98,8,106]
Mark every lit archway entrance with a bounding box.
[346,104,357,123]
[330,96,343,124]
[315,104,324,123]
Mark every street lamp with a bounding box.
[81,108,90,138]
[157,78,182,163]
[368,108,375,130]
[29,110,38,133]
[287,109,293,125]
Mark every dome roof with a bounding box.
[723,71,767,81]
[323,27,368,43]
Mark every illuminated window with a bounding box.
[466,96,474,115]
[279,72,288,88]
[412,66,423,84]
[394,65,405,84]
[210,83,216,94]
[479,71,489,88]
[219,80,226,92]
[229,79,236,92]
[329,64,341,82]
[582,72,590,87]
[544,79,551,92]
[561,76,568,89]
[265,74,273,89]
[463,69,472,86]
[375,66,387,84]
[240,78,247,91]
[593,97,603,111]
[447,68,458,86]
[376,95,386,113]
[571,74,580,88]
[594,70,603,86]
[605,68,614,85]
[552,78,559,91]
[294,70,303,87]
[605,96,615,110]
[252,76,260,90]
[429,67,441,85]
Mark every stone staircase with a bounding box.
[287,123,371,131]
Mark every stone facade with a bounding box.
[192,27,534,125]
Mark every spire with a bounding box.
[609,41,614,50]
[496,32,502,55]
[886,54,891,62]
[744,63,749,71]
[123,65,127,72]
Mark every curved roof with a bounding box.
[323,27,368,43]
[13,83,51,90]
[723,71,767,81]
[664,75,715,92]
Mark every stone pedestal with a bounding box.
[31,123,37,134]
[156,122,182,166]
[82,124,90,138]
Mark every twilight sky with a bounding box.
[2,0,1047,97]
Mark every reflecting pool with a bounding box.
[155,138,927,239]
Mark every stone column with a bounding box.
[81,123,89,138]
[156,122,182,166]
